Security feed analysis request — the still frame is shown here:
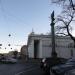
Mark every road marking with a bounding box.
[15,66,39,75]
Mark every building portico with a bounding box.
[27,32,75,59]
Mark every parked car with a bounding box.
[1,58,17,64]
[64,69,75,75]
[51,58,75,75]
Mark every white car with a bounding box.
[7,58,17,63]
[2,58,17,63]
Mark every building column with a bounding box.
[39,40,43,58]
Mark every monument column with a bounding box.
[50,11,57,58]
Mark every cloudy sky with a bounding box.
[0,0,63,53]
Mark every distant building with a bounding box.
[20,45,28,60]
[27,32,75,59]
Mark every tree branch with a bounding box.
[66,25,75,40]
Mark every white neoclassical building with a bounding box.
[27,32,75,59]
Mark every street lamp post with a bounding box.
[50,11,57,58]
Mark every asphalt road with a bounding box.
[0,60,43,75]
[18,64,43,75]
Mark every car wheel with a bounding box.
[50,69,55,75]
[64,71,70,75]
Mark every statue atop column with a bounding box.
[50,11,57,58]
[51,11,55,23]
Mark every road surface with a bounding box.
[0,60,43,75]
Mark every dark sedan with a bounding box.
[51,58,75,75]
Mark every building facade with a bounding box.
[27,33,75,59]
[20,45,28,60]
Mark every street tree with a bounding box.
[51,0,75,10]
[51,0,75,47]
[13,50,18,58]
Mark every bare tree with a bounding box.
[51,0,75,10]
[13,50,18,59]
[51,0,75,47]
